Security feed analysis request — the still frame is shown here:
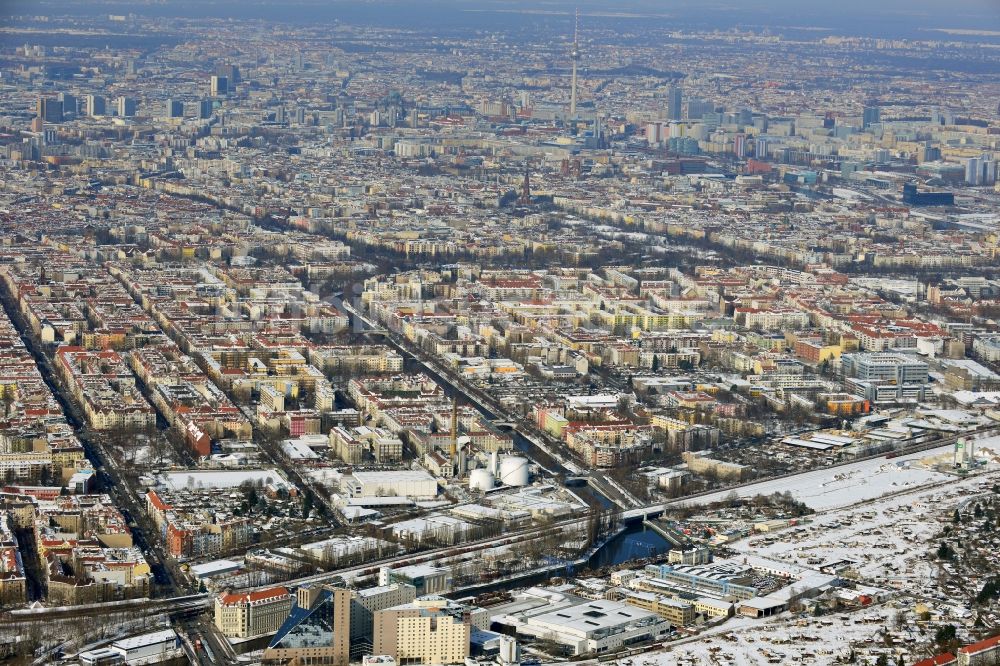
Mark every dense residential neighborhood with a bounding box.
[3,0,1000,664]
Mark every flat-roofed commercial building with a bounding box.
[373,596,471,665]
[348,470,438,498]
[510,598,671,655]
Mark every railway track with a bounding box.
[0,594,210,625]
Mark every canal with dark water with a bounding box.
[449,523,672,599]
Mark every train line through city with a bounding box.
[0,594,211,626]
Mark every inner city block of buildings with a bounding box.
[3,1,1000,664]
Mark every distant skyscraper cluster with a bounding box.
[965,154,997,186]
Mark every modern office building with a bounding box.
[85,95,106,117]
[963,155,994,186]
[215,63,240,84]
[349,583,417,657]
[380,565,451,596]
[165,99,184,118]
[733,133,747,158]
[667,85,683,121]
[984,157,998,185]
[903,183,954,207]
[264,585,351,666]
[116,96,137,117]
[642,563,758,600]
[842,352,930,403]
[966,156,983,185]
[373,596,472,666]
[841,352,929,384]
[36,97,63,123]
[211,75,229,97]
[503,597,671,656]
[58,92,77,117]
[687,98,713,120]
[862,105,880,128]
[199,99,214,119]
[79,629,181,665]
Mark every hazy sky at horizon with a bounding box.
[4,0,1000,37]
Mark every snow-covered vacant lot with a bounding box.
[638,605,893,666]
[617,436,1000,665]
[684,434,1000,511]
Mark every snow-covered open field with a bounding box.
[160,468,286,490]
[616,436,1000,665]
[736,471,999,585]
[683,433,1000,511]
[637,605,893,666]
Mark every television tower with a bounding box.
[569,8,580,117]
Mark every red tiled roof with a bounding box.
[959,634,1000,655]
[219,586,289,606]
[146,490,170,512]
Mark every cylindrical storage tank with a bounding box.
[469,468,496,492]
[498,456,530,487]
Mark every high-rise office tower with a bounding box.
[863,105,881,128]
[265,586,351,666]
[569,9,580,116]
[983,157,997,186]
[58,93,77,117]
[965,156,983,185]
[733,133,748,158]
[198,99,213,119]
[215,63,240,84]
[165,99,184,118]
[36,97,64,123]
[210,75,228,97]
[646,122,664,145]
[668,85,683,121]
[917,143,940,163]
[686,98,712,121]
[85,95,106,117]
[755,137,769,159]
[59,93,80,120]
[117,96,137,117]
